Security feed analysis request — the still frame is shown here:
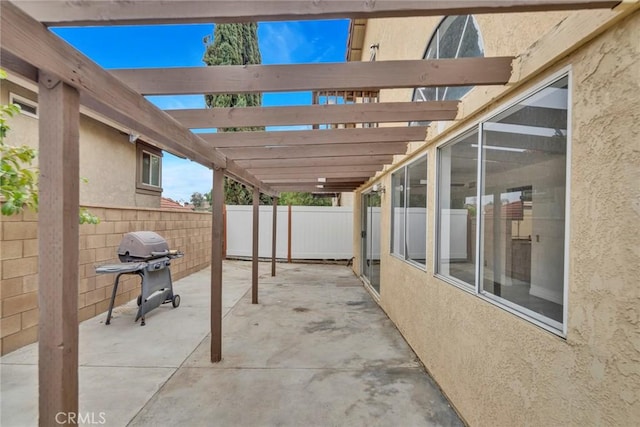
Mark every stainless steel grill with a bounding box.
[96,231,183,326]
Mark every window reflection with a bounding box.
[480,76,568,325]
[437,130,478,287]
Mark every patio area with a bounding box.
[1,261,462,426]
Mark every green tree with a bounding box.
[0,92,37,215]
[202,26,333,207]
[190,191,205,208]
[278,192,332,206]
[1,69,98,223]
[203,23,269,204]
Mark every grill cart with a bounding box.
[96,231,183,326]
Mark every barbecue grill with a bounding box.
[96,231,183,326]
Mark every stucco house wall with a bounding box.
[1,80,159,209]
[353,9,639,427]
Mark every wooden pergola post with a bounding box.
[252,187,260,304]
[271,197,278,276]
[210,168,225,362]
[37,74,80,426]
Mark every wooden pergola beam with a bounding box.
[0,3,277,198]
[37,75,81,427]
[110,57,514,95]
[263,177,369,184]
[225,160,278,197]
[210,168,225,363]
[267,181,365,188]
[166,101,458,129]
[236,155,393,169]
[14,1,620,26]
[220,142,409,160]
[0,3,226,169]
[255,171,380,180]
[200,126,427,148]
[271,186,360,193]
[248,165,382,175]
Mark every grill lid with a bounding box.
[117,231,169,262]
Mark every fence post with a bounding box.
[287,204,292,263]
[222,204,227,259]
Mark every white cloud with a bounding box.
[147,95,206,110]
[161,153,213,203]
[259,22,308,64]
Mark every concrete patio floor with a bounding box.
[1,261,462,426]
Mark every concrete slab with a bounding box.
[130,367,461,427]
[1,261,462,426]
[0,364,174,427]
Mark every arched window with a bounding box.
[412,15,484,125]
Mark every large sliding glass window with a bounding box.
[481,76,568,328]
[436,74,569,333]
[391,155,427,267]
[391,168,406,257]
[436,130,478,288]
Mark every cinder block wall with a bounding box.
[0,206,212,355]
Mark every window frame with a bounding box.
[390,154,428,271]
[433,126,480,293]
[410,15,484,126]
[9,92,38,119]
[433,67,572,336]
[136,142,163,194]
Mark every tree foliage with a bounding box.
[203,23,271,204]
[202,26,333,208]
[203,23,262,131]
[278,192,332,206]
[0,69,98,223]
[214,178,271,205]
[0,95,38,216]
[190,191,205,208]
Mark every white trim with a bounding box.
[141,150,162,188]
[482,122,566,139]
[390,153,428,270]
[435,273,475,293]
[433,126,480,276]
[563,68,573,337]
[483,66,573,124]
[475,123,484,295]
[9,92,38,119]
[479,291,564,336]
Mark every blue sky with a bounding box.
[52,20,349,202]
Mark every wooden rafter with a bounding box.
[0,2,277,197]
[262,177,368,184]
[235,155,393,169]
[266,184,365,191]
[220,142,409,160]
[200,127,427,148]
[248,165,383,175]
[110,57,514,95]
[271,186,360,193]
[13,0,620,26]
[166,101,458,129]
[255,171,380,180]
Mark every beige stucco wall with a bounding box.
[1,81,159,208]
[354,9,640,427]
[363,12,571,105]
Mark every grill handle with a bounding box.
[150,250,170,257]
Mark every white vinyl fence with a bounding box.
[225,205,353,260]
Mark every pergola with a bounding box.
[0,1,621,424]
